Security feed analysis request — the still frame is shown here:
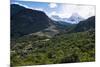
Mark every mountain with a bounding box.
[11,4,26,16]
[53,21,76,31]
[73,16,95,32]
[51,15,72,24]
[51,15,75,28]
[11,4,53,38]
[11,4,94,39]
[51,13,84,24]
[51,15,65,21]
[67,13,84,24]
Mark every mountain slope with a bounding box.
[72,16,95,32]
[11,4,26,16]
[11,4,53,38]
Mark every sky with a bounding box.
[11,0,95,19]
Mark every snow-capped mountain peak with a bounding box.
[68,13,84,23]
[51,13,84,24]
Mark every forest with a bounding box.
[11,29,95,66]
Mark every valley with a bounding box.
[10,4,95,66]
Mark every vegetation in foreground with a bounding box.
[11,29,95,66]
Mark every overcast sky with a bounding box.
[11,0,95,19]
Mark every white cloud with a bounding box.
[12,1,95,19]
[49,11,56,16]
[49,11,67,18]
[49,3,57,8]
[48,4,95,19]
[59,4,95,18]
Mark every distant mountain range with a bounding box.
[51,13,84,24]
[11,4,95,38]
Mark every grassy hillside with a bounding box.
[11,29,95,66]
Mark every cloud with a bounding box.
[12,1,95,19]
[48,4,95,19]
[49,3,57,8]
[41,4,95,19]
[50,11,56,15]
[59,4,95,18]
[49,11,67,19]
